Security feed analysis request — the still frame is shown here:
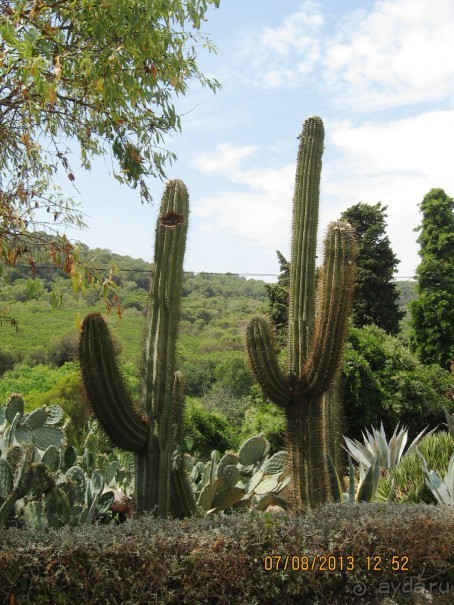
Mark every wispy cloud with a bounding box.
[323,110,454,274]
[236,0,454,111]
[323,0,454,110]
[190,110,454,275]
[191,143,258,173]
[191,144,294,248]
[236,1,324,89]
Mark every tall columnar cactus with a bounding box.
[79,179,195,518]
[246,117,357,509]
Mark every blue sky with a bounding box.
[63,0,454,280]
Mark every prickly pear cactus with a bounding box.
[188,435,290,514]
[0,396,120,528]
[0,395,65,451]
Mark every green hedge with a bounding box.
[0,504,452,605]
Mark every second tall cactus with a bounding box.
[79,180,195,518]
[246,117,357,509]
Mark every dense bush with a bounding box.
[49,330,79,367]
[183,397,239,458]
[0,347,16,377]
[376,430,454,503]
[0,505,452,605]
[0,363,77,407]
[343,325,453,439]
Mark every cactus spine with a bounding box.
[79,179,195,518]
[246,117,357,509]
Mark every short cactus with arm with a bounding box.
[79,179,195,518]
[246,116,357,509]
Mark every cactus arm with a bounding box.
[246,317,291,408]
[142,180,189,419]
[300,220,357,395]
[136,180,190,516]
[79,313,148,452]
[289,116,324,377]
[170,372,196,517]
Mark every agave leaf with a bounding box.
[375,423,389,467]
[389,426,407,468]
[356,456,379,502]
[425,470,451,504]
[406,425,435,457]
[348,454,355,503]
[445,409,454,437]
[327,455,342,503]
[447,455,454,502]
[343,436,375,469]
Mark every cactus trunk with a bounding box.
[246,117,357,509]
[79,180,195,518]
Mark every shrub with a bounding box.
[376,431,454,503]
[343,325,453,439]
[49,330,79,367]
[183,398,238,459]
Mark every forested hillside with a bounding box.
[1,244,450,457]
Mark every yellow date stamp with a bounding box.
[263,555,410,572]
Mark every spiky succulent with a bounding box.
[79,180,195,518]
[246,117,357,509]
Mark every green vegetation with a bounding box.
[343,325,453,439]
[340,202,404,334]
[0,0,220,313]
[411,188,454,369]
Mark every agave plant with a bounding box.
[343,423,433,471]
[418,450,454,505]
[328,453,381,504]
[444,408,454,437]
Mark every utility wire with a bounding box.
[7,265,417,279]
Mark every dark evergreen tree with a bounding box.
[340,202,404,334]
[264,251,290,344]
[411,188,454,370]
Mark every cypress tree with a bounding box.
[411,188,454,369]
[340,202,404,334]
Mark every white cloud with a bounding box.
[191,143,258,173]
[236,0,454,110]
[236,1,323,89]
[190,110,454,277]
[192,161,295,249]
[323,110,454,275]
[323,0,454,109]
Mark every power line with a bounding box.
[6,265,417,279]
